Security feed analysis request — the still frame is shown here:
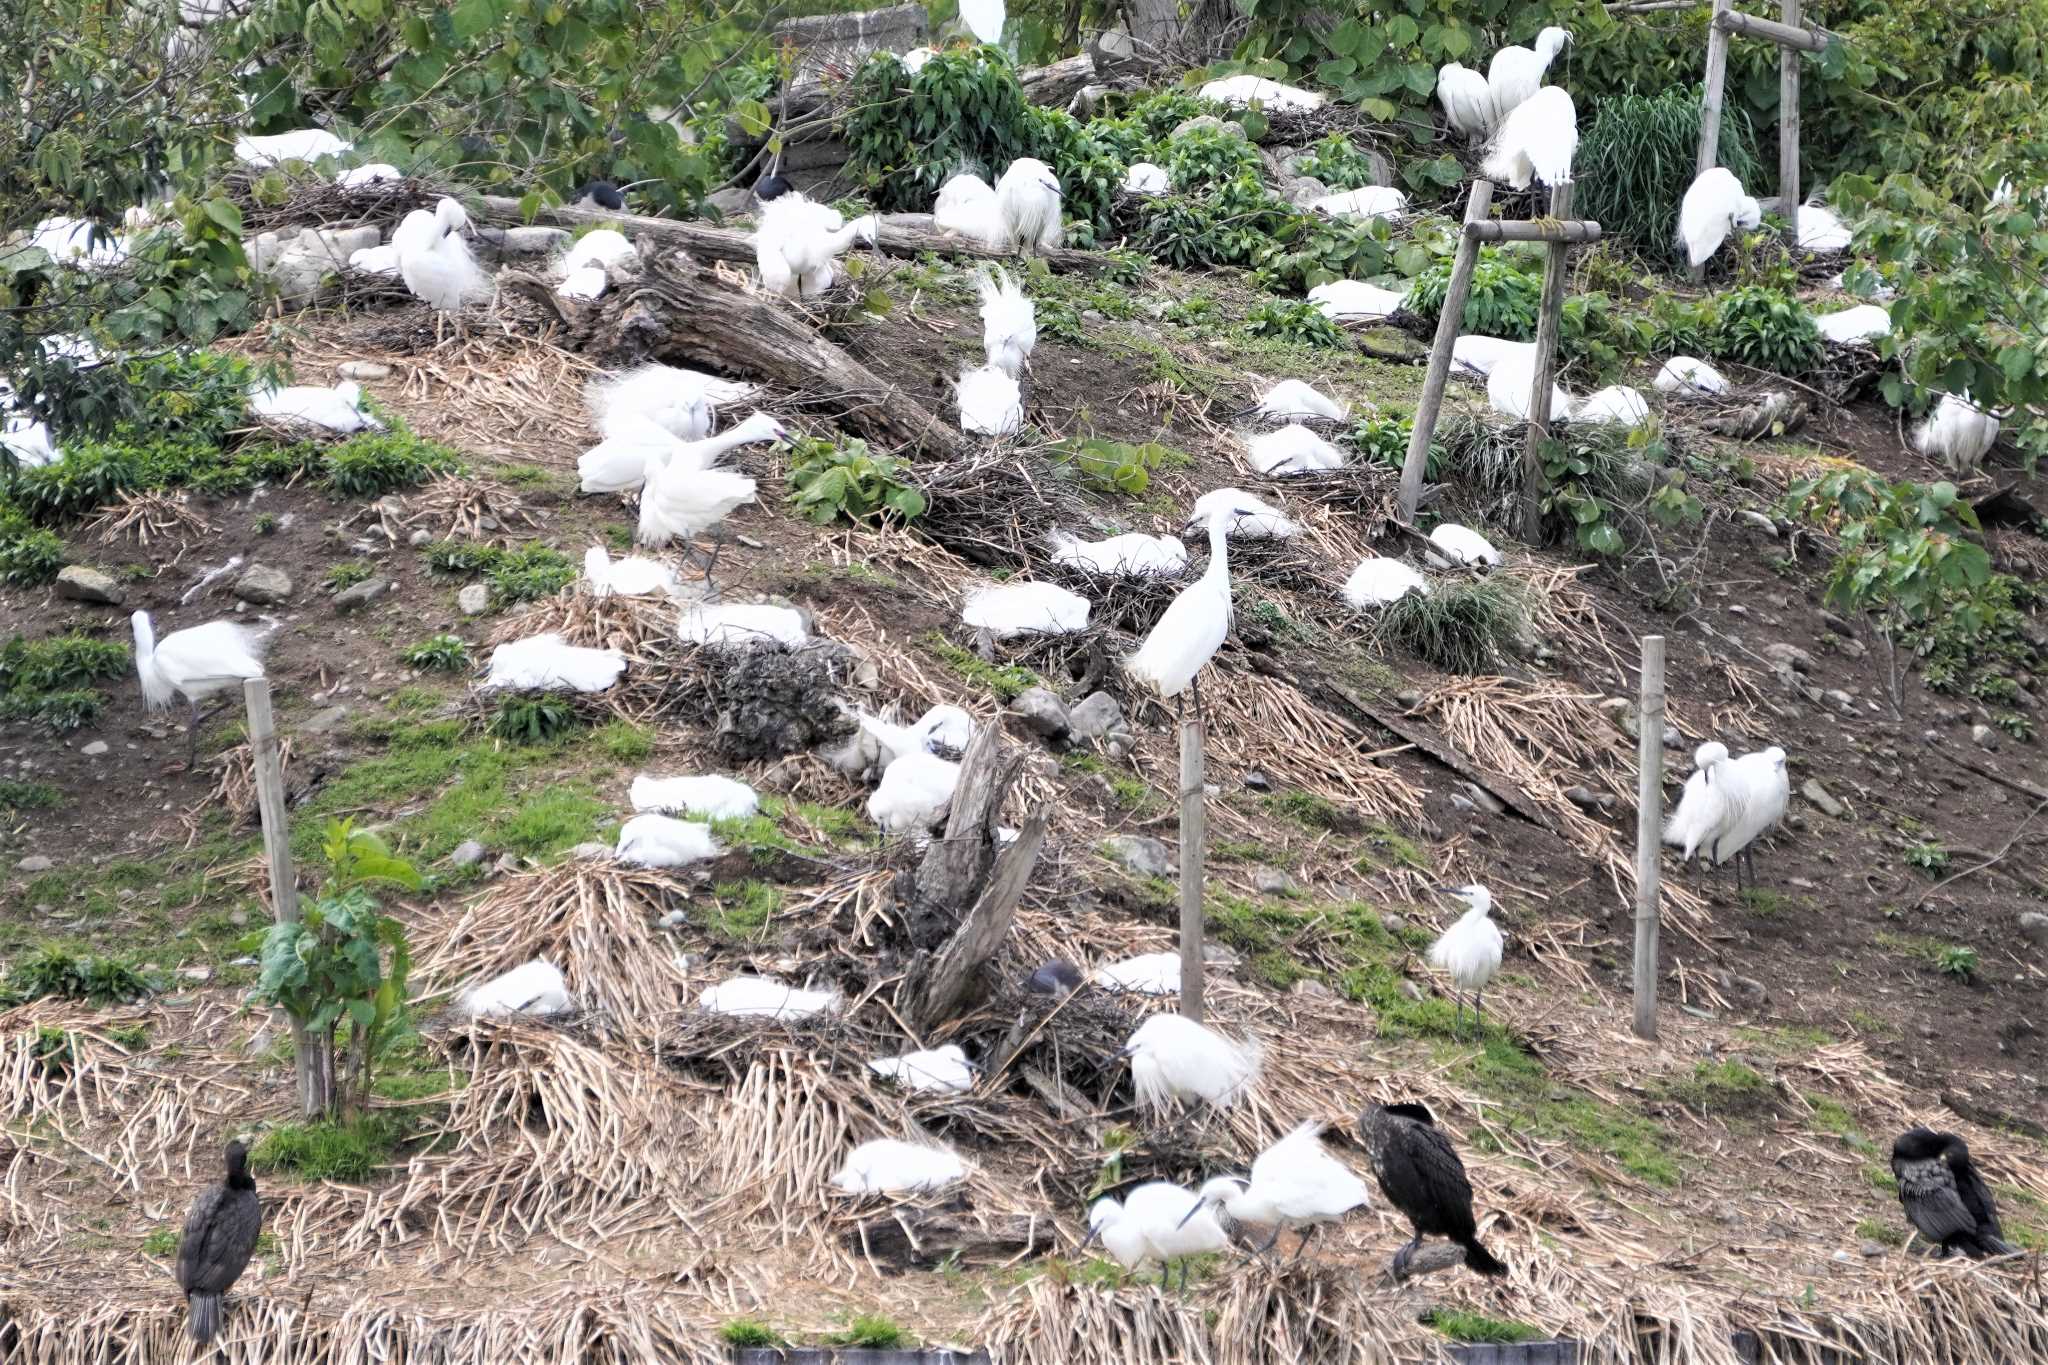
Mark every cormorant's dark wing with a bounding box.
[1948,1152,2008,1245]
[1892,1155,1976,1247]
[177,1187,261,1296]
[1374,1119,1478,1237]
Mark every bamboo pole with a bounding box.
[245,677,318,1115]
[1692,0,1734,283]
[1716,6,1827,50]
[1520,178,1573,541]
[1397,180,1494,523]
[1632,636,1666,1041]
[1465,219,1602,244]
[1778,0,1803,221]
[1178,716,1206,1023]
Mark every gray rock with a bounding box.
[1279,175,1330,208]
[1170,114,1244,141]
[704,187,755,218]
[296,225,382,260]
[2019,912,2048,947]
[338,361,392,382]
[409,529,432,548]
[1801,778,1846,818]
[333,576,391,613]
[1764,641,1816,674]
[1457,781,1505,816]
[1104,730,1136,759]
[302,705,349,734]
[1396,978,1425,1003]
[1011,687,1071,740]
[1243,769,1272,791]
[1859,1240,1887,1258]
[657,909,688,929]
[1825,689,1856,710]
[264,245,336,309]
[498,225,572,255]
[1717,970,1769,1005]
[1068,691,1124,740]
[1662,725,1684,748]
[1253,868,1297,897]
[1289,978,1334,999]
[233,563,293,606]
[1202,942,1242,968]
[450,839,487,868]
[1102,834,1173,879]
[457,583,491,616]
[1971,723,1999,751]
[15,855,52,873]
[1564,785,1612,813]
[55,565,124,606]
[492,853,523,876]
[1822,611,1857,637]
[245,231,284,275]
[1381,912,1408,935]
[81,740,108,756]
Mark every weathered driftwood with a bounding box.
[844,1209,1057,1268]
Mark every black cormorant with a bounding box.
[754,174,794,203]
[1361,1101,1506,1279]
[177,1139,262,1344]
[1891,1127,2015,1259]
[571,180,625,212]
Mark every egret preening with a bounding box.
[1255,379,1347,422]
[458,959,572,1019]
[570,180,626,211]
[630,773,759,821]
[1573,384,1650,429]
[234,129,351,166]
[834,702,975,776]
[868,1044,975,1094]
[1914,394,2001,476]
[1486,348,1573,422]
[132,611,270,768]
[1362,1102,1507,1278]
[832,1138,970,1194]
[1796,201,1852,253]
[955,364,1024,436]
[637,449,756,568]
[1090,951,1181,996]
[1677,167,1763,269]
[177,1140,262,1345]
[1120,1013,1261,1118]
[1123,162,1171,195]
[753,192,878,299]
[977,266,1036,377]
[1425,523,1501,571]
[578,415,682,494]
[483,634,626,693]
[1048,530,1189,579]
[957,0,1004,44]
[393,197,488,339]
[1127,504,1246,720]
[1184,1121,1372,1263]
[677,603,809,651]
[1662,741,1732,862]
[1485,26,1571,124]
[1891,1128,2015,1259]
[1437,62,1495,142]
[587,364,759,442]
[1653,356,1729,397]
[248,381,383,434]
[1308,280,1406,322]
[867,750,962,834]
[1811,303,1891,344]
[1311,186,1410,222]
[961,581,1091,638]
[583,545,683,600]
[1708,745,1790,891]
[700,975,841,1019]
[1197,76,1326,111]
[995,158,1064,255]
[1191,488,1297,540]
[1452,336,1533,379]
[934,173,1009,249]
[1026,958,1084,996]
[1245,424,1346,476]
[1481,85,1578,191]
[561,228,636,274]
[1427,884,1504,1038]
[1342,557,1430,609]
[1087,1182,1230,1289]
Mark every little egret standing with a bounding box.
[393,197,488,340]
[1427,884,1503,1038]
[1362,1102,1507,1278]
[1436,62,1495,142]
[995,158,1064,255]
[1677,168,1762,269]
[1485,27,1571,124]
[1180,1119,1372,1260]
[1708,745,1789,891]
[1086,1181,1229,1289]
[1481,85,1578,190]
[132,611,271,768]
[1127,503,1248,720]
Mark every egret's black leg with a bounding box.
[701,527,729,595]
[1475,987,1485,1034]
[1290,1225,1315,1262]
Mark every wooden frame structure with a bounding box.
[1695,0,1829,277]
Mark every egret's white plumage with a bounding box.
[577,415,682,494]
[484,634,626,692]
[1654,356,1729,397]
[1486,347,1573,422]
[1192,488,1296,540]
[1342,557,1430,609]
[630,773,758,820]
[1088,1183,1230,1283]
[901,46,936,73]
[554,266,608,302]
[132,611,267,715]
[867,750,962,834]
[1708,746,1790,885]
[957,0,1004,43]
[1481,85,1577,190]
[1437,62,1495,142]
[955,364,1023,436]
[394,197,488,315]
[348,244,399,277]
[1425,524,1501,570]
[934,173,1009,249]
[1428,884,1504,1034]
[1796,202,1852,253]
[1198,76,1325,110]
[248,380,383,433]
[1677,167,1761,268]
[335,163,402,189]
[235,129,351,165]
[1090,951,1180,995]
[1573,384,1650,428]
[677,603,808,651]
[1245,424,1346,476]
[1255,379,1346,422]
[1308,280,1406,321]
[1121,1013,1261,1115]
[961,581,1091,638]
[868,1044,974,1094]
[1123,162,1170,195]
[700,975,841,1019]
[1662,741,1732,861]
[635,416,785,547]
[1486,27,1571,123]
[1452,335,1533,378]
[582,546,682,600]
[0,418,58,469]
[615,813,721,868]
[30,217,128,270]
[754,192,877,298]
[587,364,759,443]
[831,1138,969,1194]
[1188,1120,1372,1255]
[1128,506,1240,704]
[1312,186,1410,221]
[1048,531,1188,579]
[458,959,571,1019]
[1913,394,2001,475]
[839,704,975,774]
[562,229,636,274]
[977,266,1036,377]
[995,158,1064,253]
[1811,304,1890,344]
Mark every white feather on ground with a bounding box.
[961,581,1091,637]
[1192,488,1297,540]
[1677,167,1763,268]
[1308,281,1405,321]
[247,381,383,433]
[677,603,808,651]
[1913,394,2001,475]
[1425,523,1501,570]
[1048,531,1188,579]
[699,975,841,1019]
[977,266,1035,377]
[1654,356,1729,397]
[1122,1013,1261,1114]
[831,1138,970,1194]
[629,774,759,820]
[1481,85,1577,190]
[582,546,682,600]
[867,751,962,834]
[1090,951,1180,995]
[1255,379,1346,422]
[956,364,1023,436]
[1811,304,1891,343]
[484,634,625,692]
[458,960,571,1019]
[1573,385,1650,428]
[615,814,720,868]
[1245,424,1346,476]
[1342,557,1430,609]
[868,1044,974,1094]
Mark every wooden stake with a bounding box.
[1779,0,1803,219]
[1632,636,1666,1041]
[245,677,318,1115]
[1693,0,1734,283]
[1178,715,1206,1023]
[1398,180,1494,523]
[1520,178,1573,541]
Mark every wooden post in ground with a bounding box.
[1178,716,1206,1023]
[1519,179,1575,541]
[1397,180,1495,524]
[1779,0,1803,223]
[245,677,318,1115]
[1692,0,1735,283]
[1632,636,1666,1041]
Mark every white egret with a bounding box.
[393,197,488,337]
[484,634,626,693]
[753,191,877,299]
[1255,378,1346,422]
[1245,424,1346,476]
[132,611,270,767]
[234,129,351,166]
[1811,303,1890,343]
[1573,384,1650,428]
[0,418,58,469]
[957,0,1004,43]
[335,163,403,189]
[1121,1013,1261,1117]
[1428,884,1504,1037]
[1090,951,1180,995]
[1308,280,1405,321]
[1127,504,1249,718]
[1197,76,1325,110]
[901,46,937,73]
[1311,186,1410,221]
[1481,85,1577,190]
[955,364,1023,436]
[458,959,571,1019]
[831,1138,969,1194]
[934,173,1009,249]
[1486,348,1573,422]
[1437,62,1495,142]
[1452,336,1532,378]
[630,773,759,821]
[1796,202,1852,253]
[1707,745,1790,891]
[1677,167,1763,269]
[1087,1182,1229,1289]
[960,581,1090,637]
[835,702,975,775]
[1486,27,1571,123]
[577,415,683,494]
[615,813,721,868]
[1342,557,1430,609]
[868,750,962,834]
[1191,488,1296,540]
[868,1044,975,1094]
[1182,1120,1372,1260]
[700,975,841,1019]
[582,545,683,600]
[1662,741,1732,862]
[995,158,1064,255]
[1425,523,1501,570]
[554,266,608,302]
[1048,530,1188,579]
[1913,394,2001,476]
[347,244,399,278]
[976,266,1036,377]
[586,364,758,443]
[1123,162,1170,195]
[561,228,636,274]
[677,603,809,651]
[1653,356,1729,397]
[247,380,383,434]
[637,447,756,562]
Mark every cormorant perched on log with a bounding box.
[1361,1101,1506,1279]
[177,1139,262,1344]
[1891,1127,2015,1259]
[570,180,625,212]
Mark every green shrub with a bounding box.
[1243,297,1345,349]
[1349,411,1418,468]
[0,779,60,810]
[1374,576,1528,674]
[0,516,65,585]
[422,540,574,605]
[1293,134,1383,190]
[1135,176,1292,270]
[1252,213,1394,294]
[399,634,471,672]
[325,561,375,590]
[1575,88,1763,267]
[4,945,154,1004]
[1160,126,1261,186]
[320,430,460,497]
[0,688,105,732]
[1407,255,1541,340]
[828,1315,906,1350]
[1051,435,1184,495]
[718,1320,783,1348]
[786,436,926,525]
[842,49,1038,211]
[489,694,580,744]
[0,633,128,692]
[1708,287,1824,376]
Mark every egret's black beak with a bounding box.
[1080,1225,1102,1250]
[1174,1199,1207,1230]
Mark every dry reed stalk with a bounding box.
[83,490,211,548]
[399,473,542,541]
[206,735,293,822]
[1201,670,1426,826]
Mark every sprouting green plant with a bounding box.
[252,512,278,535]
[399,634,471,672]
[828,1315,907,1350]
[0,778,60,810]
[489,694,580,744]
[1293,133,1383,190]
[1160,126,1261,186]
[1374,577,1528,674]
[1050,433,1185,495]
[1708,286,1824,375]
[785,436,926,525]
[1936,945,1978,978]
[325,560,375,590]
[422,540,574,604]
[1407,254,1541,340]
[718,1319,783,1348]
[3,945,154,1005]
[319,430,460,497]
[1243,297,1345,349]
[1904,841,1950,873]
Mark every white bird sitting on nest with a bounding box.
[868,750,962,834]
[1663,741,1732,863]
[977,266,1036,377]
[1677,166,1762,269]
[247,380,384,434]
[700,975,841,1019]
[1342,557,1430,609]
[868,1044,975,1094]
[1425,523,1501,570]
[1048,530,1188,579]
[1087,1183,1230,1289]
[753,191,878,299]
[961,581,1091,638]
[132,610,271,767]
[1573,384,1651,428]
[485,634,626,692]
[561,228,636,274]
[1913,394,2001,476]
[1184,1120,1373,1260]
[1796,201,1853,253]
[234,128,352,166]
[1090,951,1180,995]
[1436,61,1495,142]
[1198,75,1325,110]
[1654,356,1729,397]
[1121,1013,1261,1116]
[677,603,809,651]
[1255,379,1346,422]
[955,364,1023,436]
[1452,336,1533,378]
[934,173,1010,249]
[1486,347,1573,422]
[957,0,1004,43]
[995,157,1064,255]
[587,364,760,443]
[1192,488,1297,540]
[615,813,721,868]
[1486,26,1571,123]
[1428,883,1504,1037]
[335,163,402,189]
[1308,280,1406,322]
[1128,503,1248,718]
[0,418,59,469]
[1482,85,1577,190]
[393,196,489,336]
[1311,186,1410,221]
[555,266,608,302]
[828,703,975,778]
[1811,303,1890,344]
[1123,162,1170,195]
[831,1138,970,1194]
[347,244,399,277]
[1245,424,1346,476]
[581,545,682,600]
[457,959,571,1020]
[630,773,759,821]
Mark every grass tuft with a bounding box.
[1374,576,1528,675]
[251,1116,406,1182]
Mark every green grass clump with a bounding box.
[320,429,460,497]
[718,1319,783,1348]
[1243,297,1345,350]
[1463,1036,1682,1187]
[594,720,654,762]
[141,1226,179,1257]
[423,540,575,605]
[399,633,471,672]
[1659,1059,1771,1114]
[2,944,154,1004]
[0,633,129,692]
[707,881,781,939]
[1374,575,1528,675]
[325,560,375,590]
[923,632,1039,701]
[250,1116,405,1182]
[1574,86,1762,266]
[0,779,60,810]
[1422,1307,1544,1345]
[489,694,582,744]
[827,1314,906,1350]
[1856,1218,1904,1247]
[1265,790,1349,833]
[0,515,66,586]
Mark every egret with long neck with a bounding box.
[1126,504,1246,721]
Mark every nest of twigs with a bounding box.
[83,490,211,547]
[916,450,1092,569]
[1043,560,1189,635]
[398,473,542,541]
[1815,340,1887,403]
[222,164,446,236]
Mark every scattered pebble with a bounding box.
[1253,868,1297,897]
[1101,834,1173,880]
[334,576,392,613]
[1971,723,1999,751]
[1800,778,1846,819]
[450,840,487,868]
[81,741,107,757]
[1011,686,1071,740]
[457,583,491,616]
[16,855,52,873]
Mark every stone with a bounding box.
[302,705,349,734]
[338,361,391,382]
[1104,731,1136,759]
[1801,779,1846,818]
[1971,723,1999,751]
[657,909,688,929]
[1825,689,1856,710]
[1396,978,1425,1003]
[1764,641,1816,674]
[1202,942,1242,968]
[1243,769,1272,791]
[1837,637,1868,659]
[1564,785,1612,813]
[457,583,491,616]
[1067,691,1124,740]
[334,576,390,612]
[409,529,432,548]
[1381,912,1408,935]
[492,853,523,876]
[1859,1240,1887,1258]
[2018,912,2048,947]
[1822,611,1857,637]
[704,187,755,218]
[80,740,107,756]
[1011,687,1071,740]
[1289,978,1334,999]
[1717,970,1769,1005]
[15,855,52,873]
[498,225,572,256]
[1101,834,1173,879]
[1253,868,1297,897]
[296,225,382,260]
[233,563,293,605]
[450,839,487,868]
[1457,781,1504,816]
[263,245,336,309]
[1662,725,1684,748]
[1170,114,1244,140]
[55,565,124,606]
[1280,175,1330,208]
